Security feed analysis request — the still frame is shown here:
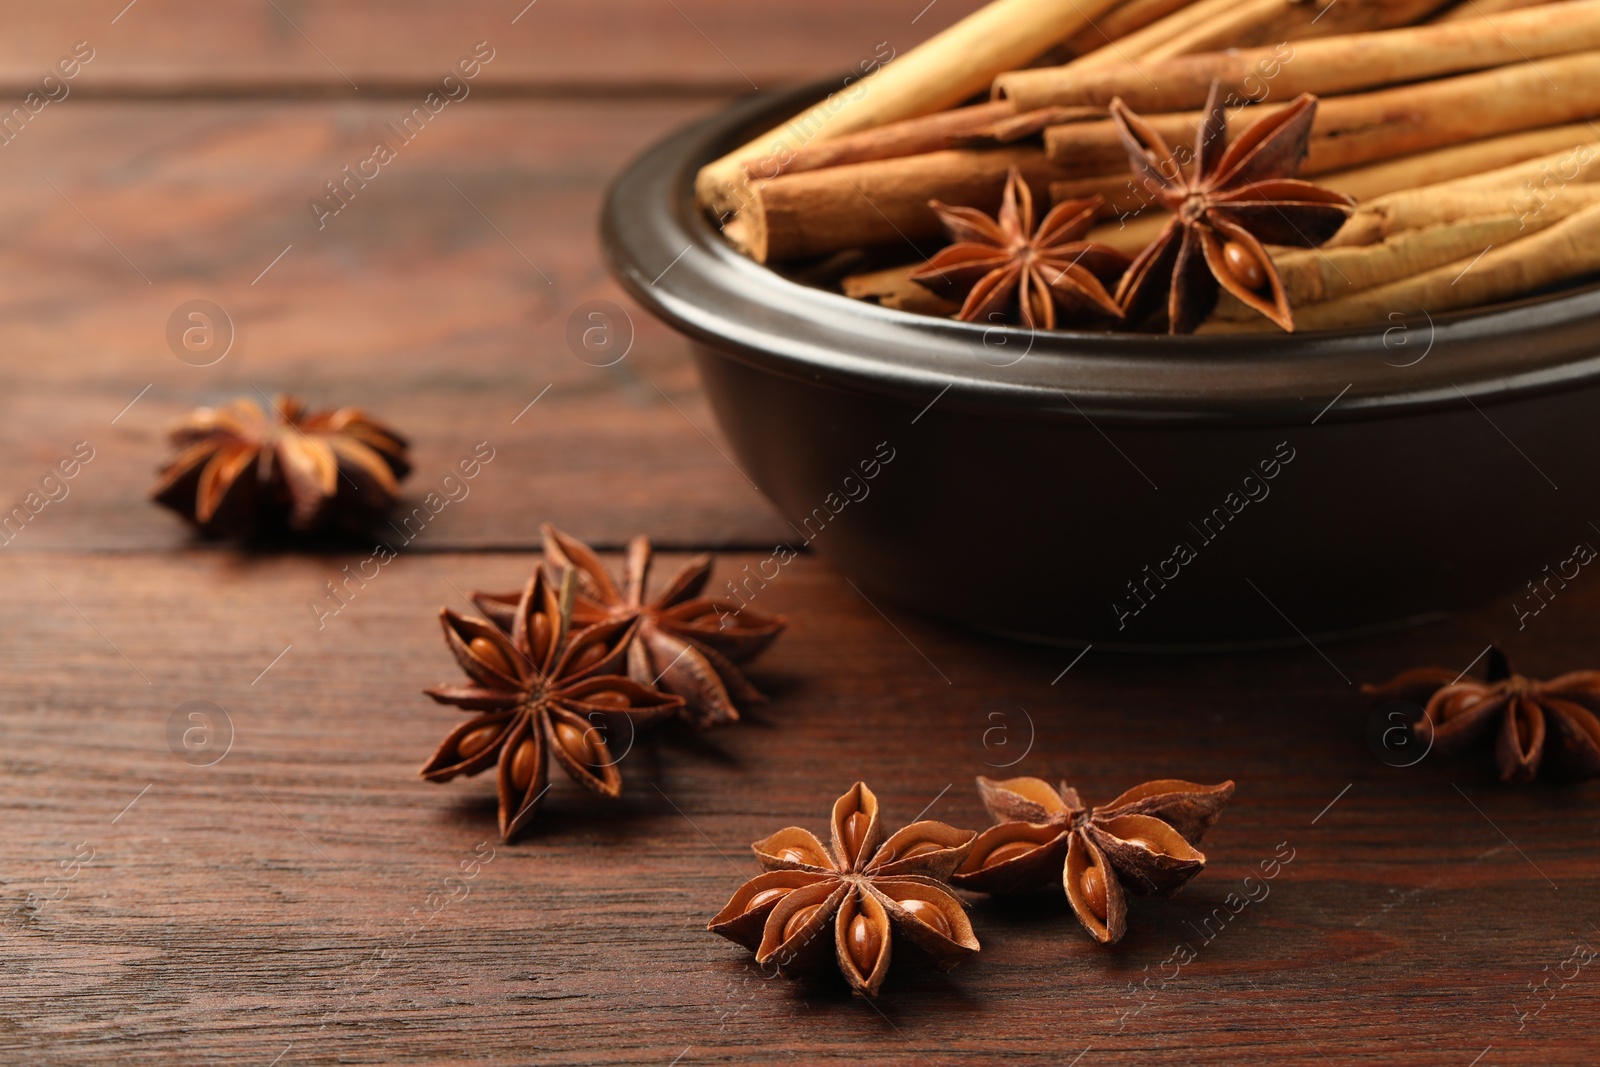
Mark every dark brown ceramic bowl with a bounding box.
[602,86,1600,650]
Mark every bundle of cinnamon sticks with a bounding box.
[697,0,1600,334]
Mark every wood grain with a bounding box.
[5,3,1600,1063]
[0,98,793,550]
[3,549,1598,1064]
[0,0,992,96]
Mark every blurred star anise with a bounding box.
[911,166,1129,330]
[708,782,979,997]
[420,566,683,840]
[1363,647,1600,784]
[470,524,785,729]
[952,775,1234,944]
[1109,84,1355,333]
[152,394,410,536]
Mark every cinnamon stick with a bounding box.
[1144,0,1451,60]
[1068,0,1449,70]
[1328,180,1600,246]
[1062,131,1540,224]
[1084,132,1600,256]
[842,264,959,314]
[761,103,1107,182]
[1427,139,1600,194]
[1067,0,1260,71]
[1323,124,1600,202]
[999,0,1600,113]
[1045,106,1272,175]
[1261,199,1600,330]
[1049,174,1170,220]
[1432,0,1560,19]
[694,0,1125,216]
[1090,212,1169,258]
[1043,51,1600,178]
[763,102,1013,179]
[1060,0,1197,57]
[960,106,1104,145]
[1210,217,1538,320]
[730,147,1073,262]
[1211,186,1600,321]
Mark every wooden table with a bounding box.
[3,2,1597,1063]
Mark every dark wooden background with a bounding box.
[2,2,1597,1063]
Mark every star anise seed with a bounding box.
[708,782,979,997]
[420,565,684,840]
[911,166,1130,330]
[470,524,785,729]
[1110,83,1356,333]
[152,394,410,536]
[952,775,1234,944]
[1363,647,1600,784]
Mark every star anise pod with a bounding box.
[152,394,410,536]
[910,166,1129,330]
[420,566,684,840]
[952,775,1234,944]
[708,782,979,997]
[1362,647,1600,784]
[1110,84,1356,333]
[469,524,785,729]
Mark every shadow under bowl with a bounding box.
[601,86,1600,651]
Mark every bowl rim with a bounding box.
[602,83,1600,425]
